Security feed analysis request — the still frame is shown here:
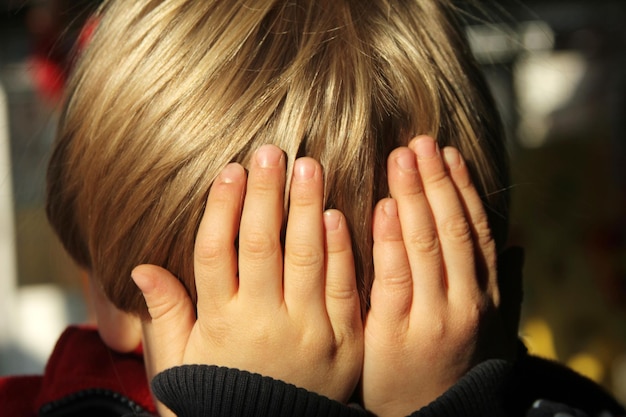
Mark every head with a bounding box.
[47,0,509,349]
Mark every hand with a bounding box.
[132,145,363,408]
[362,136,510,417]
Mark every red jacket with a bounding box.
[0,325,156,416]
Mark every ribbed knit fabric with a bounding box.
[412,359,513,417]
[152,353,626,417]
[152,365,366,417]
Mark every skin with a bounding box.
[363,136,502,417]
[99,137,514,416]
[86,276,142,353]
[134,144,363,415]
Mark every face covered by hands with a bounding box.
[132,138,520,417]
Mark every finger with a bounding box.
[409,136,477,301]
[194,163,245,316]
[323,209,361,334]
[370,198,412,326]
[238,144,286,304]
[441,146,496,301]
[283,157,325,314]
[132,264,195,371]
[387,146,445,302]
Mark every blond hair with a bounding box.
[47,0,509,317]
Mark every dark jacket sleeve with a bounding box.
[409,351,626,417]
[409,358,515,417]
[151,365,366,417]
[152,360,512,417]
[152,349,625,417]
[151,360,516,417]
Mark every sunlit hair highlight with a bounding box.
[47,0,509,318]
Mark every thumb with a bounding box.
[132,264,195,373]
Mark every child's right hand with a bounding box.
[362,136,512,417]
[132,145,363,409]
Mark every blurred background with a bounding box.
[0,0,625,403]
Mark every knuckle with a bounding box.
[455,171,473,190]
[287,242,323,269]
[290,184,318,207]
[439,214,472,244]
[427,313,448,342]
[490,285,501,309]
[325,280,358,301]
[398,181,425,199]
[250,324,274,348]
[250,172,280,193]
[456,297,489,333]
[240,232,280,259]
[326,238,352,256]
[203,318,231,347]
[376,264,413,291]
[423,169,449,189]
[195,238,228,266]
[405,227,440,255]
[378,228,405,244]
[244,312,281,346]
[300,327,334,359]
[465,301,484,326]
[146,298,177,321]
[473,214,495,248]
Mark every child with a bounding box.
[1,0,623,416]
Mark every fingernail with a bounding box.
[324,210,341,231]
[443,147,461,169]
[219,163,244,184]
[414,136,438,160]
[294,158,315,180]
[395,150,417,171]
[383,199,398,217]
[256,144,283,168]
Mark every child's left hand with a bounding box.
[361,136,515,417]
[132,145,363,410]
